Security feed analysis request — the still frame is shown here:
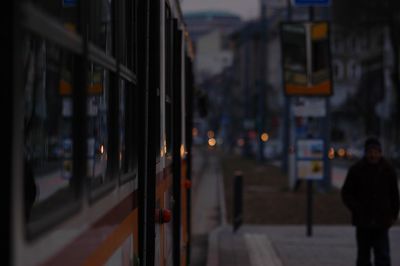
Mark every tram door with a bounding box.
[160,4,174,266]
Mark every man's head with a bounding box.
[364,137,382,164]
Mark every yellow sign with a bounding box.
[311,22,328,40]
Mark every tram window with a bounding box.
[119,80,137,181]
[165,6,173,157]
[23,36,79,235]
[156,86,161,161]
[32,0,79,29]
[87,63,113,191]
[89,0,113,56]
[119,0,137,70]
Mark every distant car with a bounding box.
[346,139,365,160]
[347,145,363,160]
[330,142,352,160]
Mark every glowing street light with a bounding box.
[261,133,269,142]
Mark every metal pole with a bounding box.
[307,5,314,238]
[306,180,313,236]
[282,0,293,174]
[258,2,267,162]
[323,97,332,191]
[233,171,243,232]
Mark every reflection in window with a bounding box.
[87,63,110,189]
[119,80,136,178]
[90,0,113,55]
[165,6,172,157]
[119,80,127,173]
[33,0,79,29]
[23,36,77,225]
[125,0,136,70]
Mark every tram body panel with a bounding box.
[9,0,193,265]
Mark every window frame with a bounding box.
[19,0,139,237]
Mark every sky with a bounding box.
[180,0,261,21]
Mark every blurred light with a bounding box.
[100,144,105,154]
[288,145,295,154]
[208,138,217,147]
[338,148,346,158]
[347,151,353,159]
[192,128,198,137]
[261,133,269,142]
[207,130,215,138]
[328,147,335,159]
[248,130,257,139]
[237,138,245,147]
[180,144,185,157]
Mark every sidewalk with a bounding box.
[203,149,400,266]
[207,225,400,266]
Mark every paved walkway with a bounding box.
[191,148,223,266]
[207,225,400,266]
[190,147,400,266]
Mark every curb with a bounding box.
[207,157,228,266]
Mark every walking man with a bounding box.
[341,137,399,266]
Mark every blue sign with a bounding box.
[293,0,331,6]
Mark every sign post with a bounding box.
[280,5,332,237]
[281,21,332,96]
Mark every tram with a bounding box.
[7,0,194,265]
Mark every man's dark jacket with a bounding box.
[341,157,400,228]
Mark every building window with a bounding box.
[333,60,344,80]
[347,60,361,80]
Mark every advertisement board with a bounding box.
[281,21,332,96]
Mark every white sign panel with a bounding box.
[293,97,326,117]
[297,139,324,159]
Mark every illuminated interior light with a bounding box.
[180,145,185,157]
